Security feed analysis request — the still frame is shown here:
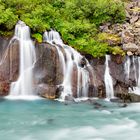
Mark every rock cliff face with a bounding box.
[0,36,139,102]
[34,42,63,99]
[87,54,138,101]
[0,37,19,95]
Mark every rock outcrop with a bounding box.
[0,36,139,102]
[0,37,19,95]
[99,0,140,56]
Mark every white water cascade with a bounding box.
[130,57,140,95]
[7,21,38,100]
[43,30,90,100]
[104,55,114,99]
[124,56,131,80]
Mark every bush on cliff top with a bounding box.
[0,0,126,57]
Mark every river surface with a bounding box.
[0,98,140,140]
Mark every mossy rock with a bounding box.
[97,33,121,46]
[32,33,43,43]
[130,7,140,12]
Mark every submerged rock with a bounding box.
[65,95,75,102]
[37,84,62,99]
[116,92,140,103]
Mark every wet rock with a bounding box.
[37,84,63,99]
[0,82,10,96]
[34,42,63,85]
[111,55,124,64]
[119,103,128,108]
[56,85,63,98]
[0,37,20,96]
[93,102,105,109]
[65,95,75,102]
[37,84,57,99]
[71,63,78,98]
[47,119,54,124]
[110,98,122,103]
[116,92,140,103]
[79,57,87,68]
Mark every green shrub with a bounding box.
[32,33,42,43]
[109,46,125,56]
[0,0,126,57]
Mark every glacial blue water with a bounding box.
[0,98,140,140]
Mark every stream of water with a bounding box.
[7,21,38,99]
[104,55,114,99]
[0,99,140,140]
[44,30,90,100]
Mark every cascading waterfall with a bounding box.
[104,55,114,99]
[124,56,131,80]
[130,57,140,95]
[132,56,137,83]
[7,21,37,99]
[43,30,90,100]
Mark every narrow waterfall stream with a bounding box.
[124,56,131,80]
[43,30,90,100]
[104,55,114,99]
[7,21,37,99]
[130,57,140,95]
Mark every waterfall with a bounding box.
[104,55,114,99]
[43,30,90,100]
[124,56,131,80]
[7,21,38,100]
[130,57,140,95]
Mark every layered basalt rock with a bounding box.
[0,36,139,102]
[34,42,64,99]
[0,37,19,95]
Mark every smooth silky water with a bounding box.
[0,98,140,140]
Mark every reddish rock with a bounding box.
[111,55,125,64]
[71,63,78,98]
[34,42,63,85]
[37,84,63,99]
[0,37,19,96]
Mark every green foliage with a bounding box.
[97,33,121,45]
[0,3,18,30]
[109,46,125,56]
[32,33,42,43]
[0,0,126,57]
[72,38,110,58]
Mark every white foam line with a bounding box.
[4,95,43,101]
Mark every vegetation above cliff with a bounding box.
[0,0,126,57]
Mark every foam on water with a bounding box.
[5,95,42,100]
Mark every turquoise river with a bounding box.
[0,98,140,140]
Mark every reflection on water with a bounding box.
[0,99,140,140]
